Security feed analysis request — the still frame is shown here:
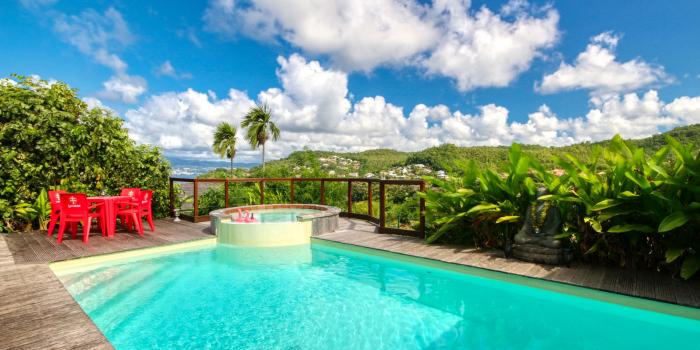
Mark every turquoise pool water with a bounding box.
[247,208,319,223]
[57,243,700,350]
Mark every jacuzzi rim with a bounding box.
[210,204,342,222]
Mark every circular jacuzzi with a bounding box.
[209,204,341,247]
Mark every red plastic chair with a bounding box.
[117,188,143,235]
[47,190,67,236]
[139,190,155,232]
[56,193,104,244]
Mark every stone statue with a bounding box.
[511,187,572,265]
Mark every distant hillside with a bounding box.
[205,124,700,178]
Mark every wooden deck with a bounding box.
[4,219,211,265]
[0,219,211,350]
[321,219,700,308]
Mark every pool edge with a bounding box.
[311,237,700,321]
[50,238,217,276]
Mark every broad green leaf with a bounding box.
[607,224,654,233]
[466,203,500,215]
[495,215,520,223]
[591,199,623,211]
[618,191,638,198]
[585,240,600,255]
[584,217,603,233]
[658,211,689,233]
[680,255,700,280]
[665,247,685,263]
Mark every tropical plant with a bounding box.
[419,144,541,245]
[0,199,35,232]
[241,104,280,175]
[212,122,238,177]
[31,189,52,231]
[421,135,700,279]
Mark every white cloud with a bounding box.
[202,0,559,90]
[53,7,134,72]
[421,0,560,91]
[48,6,148,103]
[99,74,148,104]
[124,54,700,161]
[157,60,192,79]
[665,96,700,124]
[204,0,439,71]
[568,90,676,141]
[124,88,256,158]
[83,97,106,109]
[539,32,669,94]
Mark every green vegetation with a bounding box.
[241,103,280,174]
[246,124,700,177]
[212,122,238,177]
[420,135,700,279]
[0,75,172,232]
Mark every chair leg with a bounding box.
[57,221,66,244]
[71,222,78,239]
[48,216,58,236]
[131,213,144,236]
[82,218,91,243]
[146,212,155,232]
[100,216,106,236]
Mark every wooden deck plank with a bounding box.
[4,219,212,264]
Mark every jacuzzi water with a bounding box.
[56,243,700,350]
[245,208,319,223]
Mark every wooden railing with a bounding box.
[169,177,426,238]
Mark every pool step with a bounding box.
[62,264,156,300]
[87,262,193,332]
[70,263,166,314]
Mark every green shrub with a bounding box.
[0,75,172,231]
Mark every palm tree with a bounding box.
[241,104,280,174]
[212,122,238,177]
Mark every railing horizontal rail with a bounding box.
[169,177,425,238]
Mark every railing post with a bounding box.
[290,178,295,204]
[419,180,426,239]
[224,179,229,208]
[379,181,386,230]
[347,180,353,213]
[367,181,373,217]
[193,178,199,221]
[259,180,265,204]
[320,180,325,205]
[169,178,174,216]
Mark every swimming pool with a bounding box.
[54,242,700,350]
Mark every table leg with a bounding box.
[109,201,117,237]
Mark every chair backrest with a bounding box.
[59,193,89,216]
[120,188,141,201]
[140,190,153,206]
[48,190,67,212]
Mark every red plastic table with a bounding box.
[88,196,131,238]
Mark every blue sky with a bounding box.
[3,0,700,162]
